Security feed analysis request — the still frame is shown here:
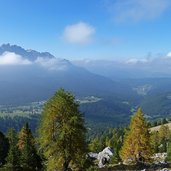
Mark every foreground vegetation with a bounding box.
[1,89,171,170]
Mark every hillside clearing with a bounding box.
[150,122,171,132]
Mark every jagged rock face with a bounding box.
[0,43,54,61]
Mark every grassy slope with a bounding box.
[150,122,171,132]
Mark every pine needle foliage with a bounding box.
[18,123,42,170]
[0,131,9,166]
[120,108,152,164]
[6,128,20,169]
[38,89,87,171]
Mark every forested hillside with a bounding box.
[1,89,171,171]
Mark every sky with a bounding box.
[1,0,171,60]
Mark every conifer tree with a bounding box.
[89,137,102,152]
[38,89,87,171]
[120,108,152,163]
[108,128,123,164]
[5,128,20,169]
[157,124,170,152]
[166,138,171,162]
[159,124,170,141]
[18,123,42,170]
[150,131,159,153]
[0,131,9,166]
[105,136,113,148]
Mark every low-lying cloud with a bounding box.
[0,52,70,71]
[63,22,95,44]
[35,57,69,71]
[72,52,171,78]
[2,50,171,78]
[0,52,32,65]
[166,52,171,58]
[125,58,149,64]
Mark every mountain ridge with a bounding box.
[0,43,54,61]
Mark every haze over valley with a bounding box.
[1,44,171,133]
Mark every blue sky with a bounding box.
[1,0,171,60]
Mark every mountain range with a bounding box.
[0,44,128,104]
[1,44,171,127]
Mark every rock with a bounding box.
[160,168,171,171]
[87,147,113,168]
[87,152,98,160]
[151,153,167,164]
[97,147,113,168]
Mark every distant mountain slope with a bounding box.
[121,78,171,95]
[0,44,134,107]
[3,44,171,127]
[73,58,171,79]
[140,92,171,118]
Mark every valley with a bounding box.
[1,44,171,135]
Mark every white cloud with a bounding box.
[0,51,70,70]
[166,52,171,58]
[125,58,149,64]
[63,22,95,44]
[35,57,69,71]
[105,0,171,22]
[0,52,32,65]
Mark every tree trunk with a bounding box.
[63,158,71,171]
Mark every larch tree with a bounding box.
[38,89,87,171]
[120,108,152,164]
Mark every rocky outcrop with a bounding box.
[88,147,113,168]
